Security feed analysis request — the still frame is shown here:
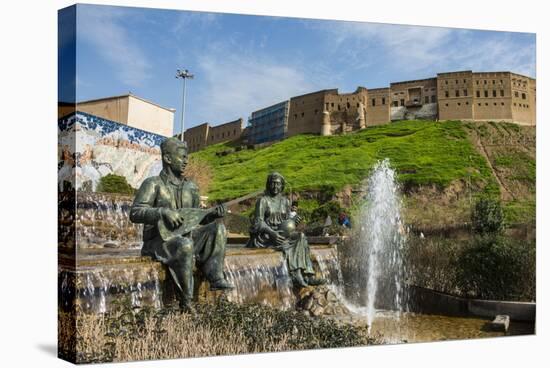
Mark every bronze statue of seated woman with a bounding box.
[247,172,326,288]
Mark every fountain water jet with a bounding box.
[355,159,407,331]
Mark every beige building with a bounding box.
[438,71,535,125]
[183,118,243,153]
[76,94,175,137]
[286,86,395,138]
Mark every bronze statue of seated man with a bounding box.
[130,138,233,313]
[247,172,326,288]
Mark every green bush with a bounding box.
[96,174,135,195]
[310,200,344,223]
[471,198,504,235]
[454,236,535,301]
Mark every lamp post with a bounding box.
[176,68,194,141]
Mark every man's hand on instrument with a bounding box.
[214,204,227,218]
[294,214,302,225]
[162,208,184,229]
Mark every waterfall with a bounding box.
[357,159,407,330]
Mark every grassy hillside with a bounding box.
[192,120,500,202]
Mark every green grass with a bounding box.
[192,120,499,201]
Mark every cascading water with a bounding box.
[356,159,407,331]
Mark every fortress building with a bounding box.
[283,70,535,139]
[182,69,535,152]
[181,118,243,153]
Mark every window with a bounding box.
[484,80,487,84]
[425,96,429,104]
[476,80,479,85]
[337,104,341,111]
[463,79,466,83]
[347,102,350,109]
[500,90,504,97]
[393,101,398,107]
[445,80,448,85]
[522,93,526,99]
[455,80,458,84]
[485,103,489,106]
[431,95,436,103]
[314,109,318,114]
[493,90,497,97]
[325,103,329,110]
[372,99,376,106]
[301,112,305,117]
[356,103,359,108]
[492,80,495,84]
[400,99,405,106]
[455,90,460,97]
[457,102,461,106]
[476,90,480,98]
[494,102,497,106]
[294,114,297,120]
[331,102,334,107]
[514,91,519,98]
[445,91,449,98]
[501,102,505,106]
[464,89,468,96]
[514,103,517,106]
[500,80,503,84]
[445,103,449,107]
[478,103,481,106]
[484,91,489,98]
[466,102,469,105]
[382,97,386,105]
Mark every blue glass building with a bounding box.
[247,101,289,145]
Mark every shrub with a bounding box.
[471,198,504,235]
[454,236,535,301]
[310,200,344,224]
[96,174,135,195]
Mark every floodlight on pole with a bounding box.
[176,68,194,141]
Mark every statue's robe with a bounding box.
[246,193,315,276]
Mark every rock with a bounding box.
[311,306,324,317]
[326,290,338,302]
[304,297,314,310]
[318,296,328,307]
[490,315,510,332]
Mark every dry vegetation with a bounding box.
[184,156,213,195]
[59,300,377,364]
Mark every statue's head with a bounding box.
[265,172,285,196]
[160,137,188,176]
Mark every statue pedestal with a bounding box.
[59,241,344,314]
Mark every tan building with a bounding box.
[286,86,395,138]
[76,94,175,137]
[183,118,243,153]
[367,88,391,126]
[437,71,535,125]
[390,78,438,121]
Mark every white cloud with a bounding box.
[191,50,319,125]
[77,6,151,87]
[171,11,219,36]
[318,20,535,77]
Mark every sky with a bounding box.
[62,4,536,136]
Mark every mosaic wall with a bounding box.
[58,111,165,192]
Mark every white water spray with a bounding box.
[358,159,407,331]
